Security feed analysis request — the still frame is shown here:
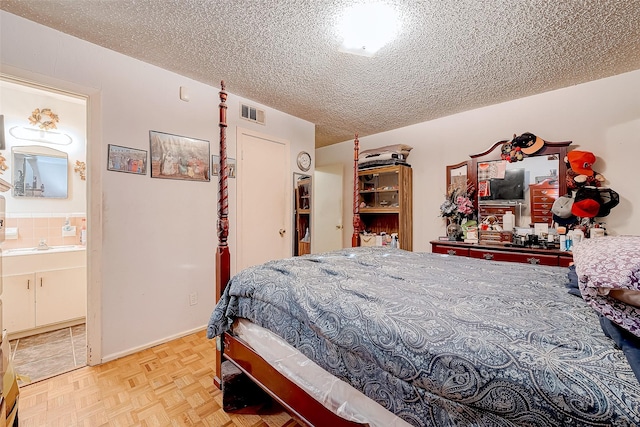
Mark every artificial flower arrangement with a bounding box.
[440,181,477,239]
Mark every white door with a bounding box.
[312,164,344,253]
[237,128,290,270]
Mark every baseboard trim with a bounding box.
[101,324,207,363]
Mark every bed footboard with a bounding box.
[223,333,369,427]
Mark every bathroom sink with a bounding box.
[3,245,86,256]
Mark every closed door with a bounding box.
[237,128,290,270]
[313,164,344,252]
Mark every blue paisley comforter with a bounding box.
[207,247,640,426]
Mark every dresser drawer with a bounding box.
[531,215,554,224]
[479,206,516,216]
[532,194,557,205]
[432,243,470,257]
[531,188,558,197]
[469,248,559,265]
[532,202,553,211]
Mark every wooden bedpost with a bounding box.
[352,134,361,247]
[215,80,230,389]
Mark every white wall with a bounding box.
[317,69,640,252]
[1,11,315,361]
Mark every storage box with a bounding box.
[479,230,512,245]
[360,233,377,247]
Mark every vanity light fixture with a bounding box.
[8,126,73,145]
[338,2,400,57]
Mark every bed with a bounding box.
[208,83,640,426]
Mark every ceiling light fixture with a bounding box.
[338,2,400,57]
[9,126,73,145]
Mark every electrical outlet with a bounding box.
[189,292,198,306]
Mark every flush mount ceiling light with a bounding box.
[338,2,400,57]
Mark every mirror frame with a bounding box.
[446,160,470,193]
[468,138,572,211]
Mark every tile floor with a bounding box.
[9,324,86,384]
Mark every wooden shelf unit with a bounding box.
[357,164,413,250]
[295,177,311,256]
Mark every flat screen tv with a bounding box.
[480,168,525,202]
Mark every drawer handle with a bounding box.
[41,277,43,287]
[527,257,541,265]
[483,253,494,260]
[541,190,548,194]
[27,279,30,289]
[447,249,457,255]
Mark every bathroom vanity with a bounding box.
[2,245,86,338]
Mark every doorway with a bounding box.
[313,164,344,252]
[0,76,89,382]
[236,128,290,270]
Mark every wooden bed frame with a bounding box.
[213,82,368,427]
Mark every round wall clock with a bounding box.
[297,151,312,171]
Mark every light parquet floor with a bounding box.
[17,330,303,427]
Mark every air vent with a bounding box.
[240,104,265,125]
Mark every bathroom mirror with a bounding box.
[12,145,68,198]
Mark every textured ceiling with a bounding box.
[3,0,640,147]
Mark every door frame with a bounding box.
[312,163,344,253]
[1,69,102,365]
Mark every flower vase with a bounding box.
[446,219,462,241]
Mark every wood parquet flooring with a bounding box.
[17,330,303,427]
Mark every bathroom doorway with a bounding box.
[0,76,89,383]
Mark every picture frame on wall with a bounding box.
[149,130,210,181]
[211,155,236,178]
[212,155,219,176]
[228,158,236,178]
[107,144,148,175]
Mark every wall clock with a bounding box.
[297,151,311,171]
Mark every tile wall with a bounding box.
[3,214,86,250]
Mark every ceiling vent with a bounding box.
[240,104,265,125]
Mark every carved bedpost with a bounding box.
[352,134,361,247]
[215,80,230,389]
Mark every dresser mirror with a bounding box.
[468,138,571,229]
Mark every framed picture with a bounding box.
[212,155,220,176]
[107,144,148,175]
[228,158,236,178]
[150,130,210,181]
[211,155,236,178]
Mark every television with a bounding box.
[480,168,525,202]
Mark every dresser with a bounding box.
[431,240,573,267]
[529,179,559,225]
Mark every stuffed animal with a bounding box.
[566,166,605,190]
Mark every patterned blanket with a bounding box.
[207,247,640,426]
